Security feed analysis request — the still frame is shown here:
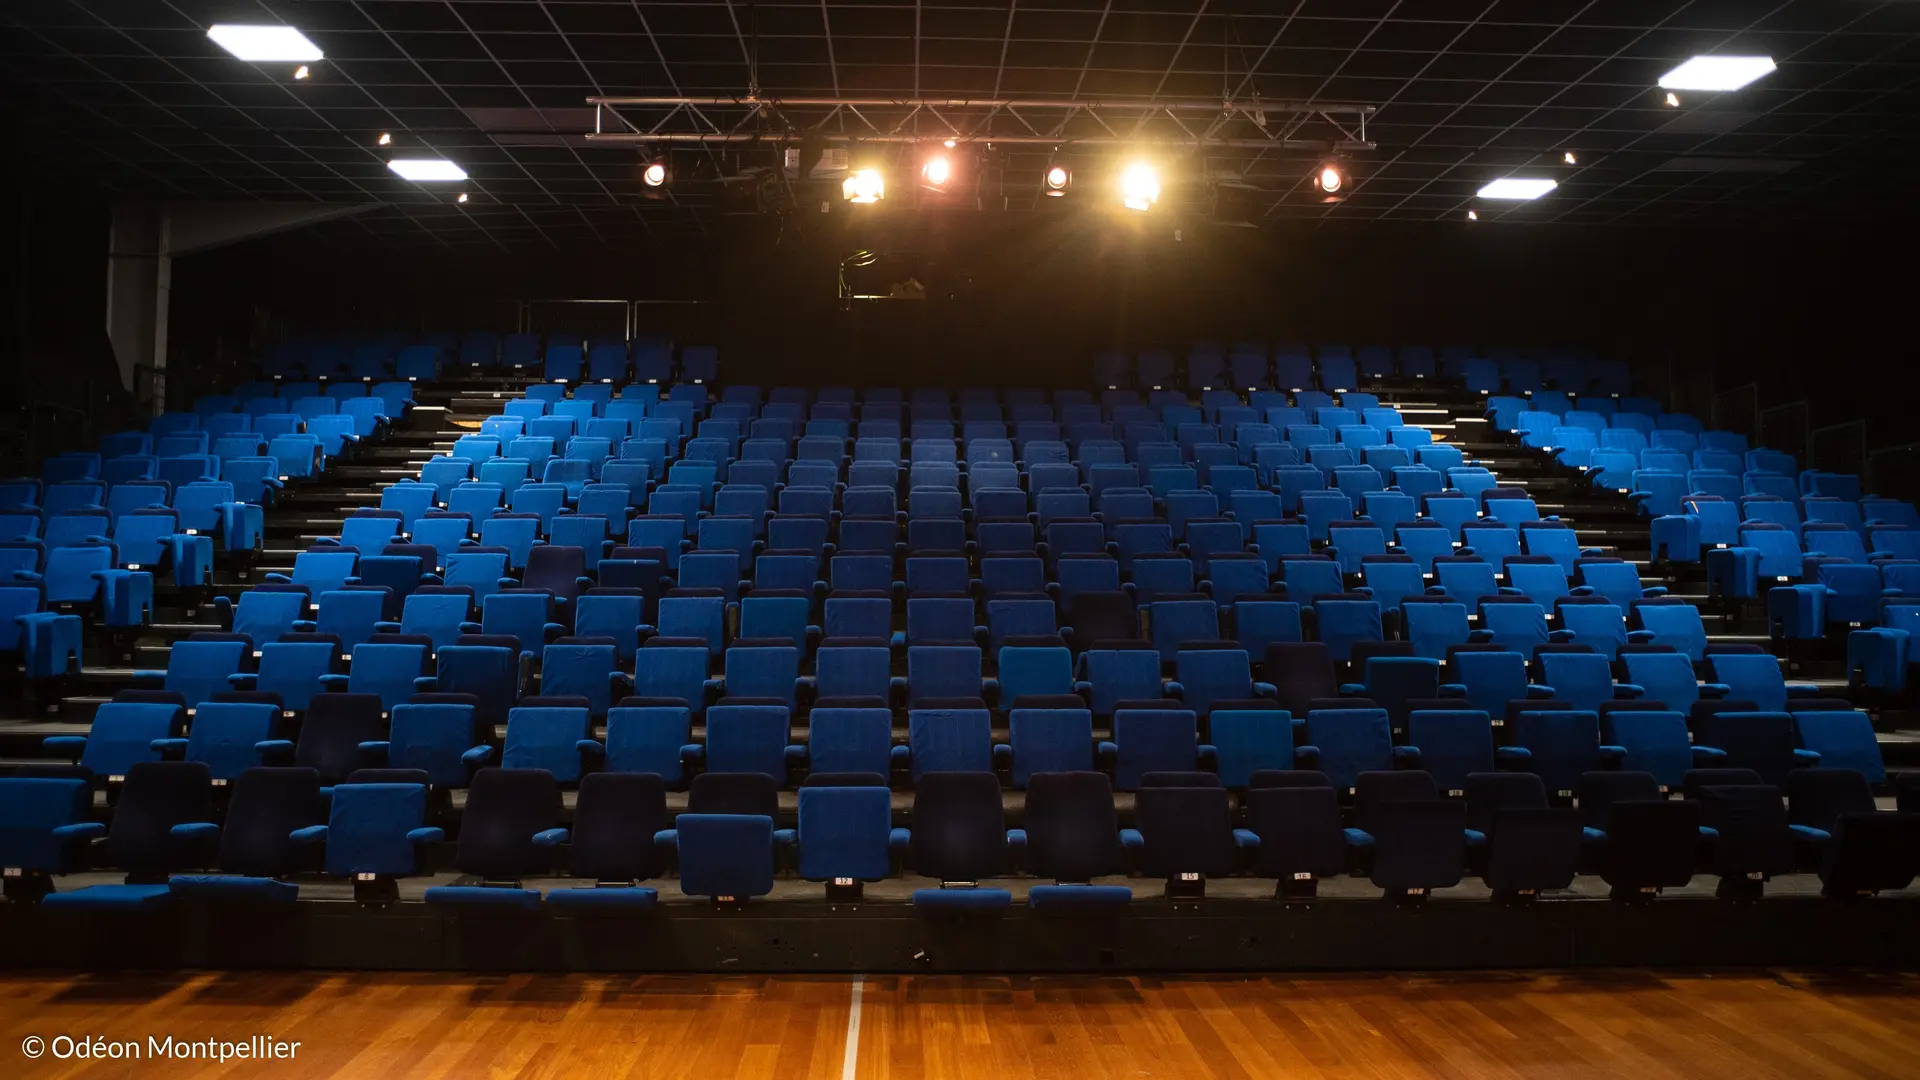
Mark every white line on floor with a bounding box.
[841,975,864,1080]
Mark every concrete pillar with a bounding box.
[105,204,169,409]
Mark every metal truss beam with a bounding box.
[585,96,1375,152]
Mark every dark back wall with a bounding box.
[166,211,1914,476]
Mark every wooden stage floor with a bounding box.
[3,969,1916,1079]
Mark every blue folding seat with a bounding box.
[1424,494,1478,541]
[1239,771,1351,897]
[1445,650,1549,719]
[226,640,334,713]
[1599,710,1692,793]
[43,700,183,782]
[1499,709,1612,799]
[35,762,211,909]
[130,639,249,713]
[902,702,994,781]
[1575,558,1665,610]
[800,706,893,777]
[1309,594,1383,663]
[1791,709,1883,783]
[813,639,891,703]
[1022,772,1129,907]
[692,703,796,783]
[1003,703,1095,787]
[1400,599,1470,662]
[1434,557,1502,610]
[418,768,563,910]
[907,644,983,705]
[723,641,800,707]
[657,592,726,656]
[1480,600,1549,656]
[1692,711,1819,785]
[1402,709,1492,796]
[1705,651,1818,714]
[1621,651,1725,715]
[1303,707,1401,792]
[793,784,901,896]
[1080,645,1163,717]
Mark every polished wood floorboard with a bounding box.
[3,970,1918,1079]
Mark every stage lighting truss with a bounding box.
[585,96,1373,153]
[578,95,1377,208]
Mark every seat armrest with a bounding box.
[357,740,390,757]
[289,825,329,844]
[170,821,219,840]
[531,828,570,847]
[1691,746,1728,764]
[1391,745,1421,764]
[406,827,445,844]
[1699,682,1731,699]
[460,745,495,766]
[1494,746,1532,764]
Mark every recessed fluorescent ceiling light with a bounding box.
[1658,55,1776,91]
[389,159,467,182]
[1477,178,1557,200]
[207,24,323,62]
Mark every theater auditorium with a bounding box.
[3,1,1920,1076]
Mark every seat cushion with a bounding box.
[421,885,543,911]
[166,875,299,903]
[1027,884,1133,909]
[39,883,174,910]
[544,886,660,911]
[911,887,1014,912]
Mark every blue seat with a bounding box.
[1023,772,1129,904]
[904,704,995,781]
[1600,710,1693,793]
[163,701,281,783]
[41,763,212,908]
[1404,709,1492,796]
[1502,709,1611,799]
[43,700,183,781]
[540,641,626,717]
[1693,711,1818,786]
[1303,707,1399,791]
[422,768,562,909]
[671,812,776,903]
[803,707,893,776]
[602,703,693,783]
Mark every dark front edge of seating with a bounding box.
[6,896,1919,972]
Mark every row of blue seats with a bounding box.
[1098,347,1630,397]
[37,668,1896,803]
[14,756,1910,911]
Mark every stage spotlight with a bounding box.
[293,65,310,80]
[642,161,668,187]
[1466,209,1477,221]
[1563,151,1577,165]
[1665,91,1681,107]
[1316,162,1347,196]
[943,139,956,149]
[1044,164,1071,196]
[843,168,885,204]
[922,155,952,188]
[1119,162,1159,211]
[377,132,392,146]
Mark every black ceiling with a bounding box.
[3,0,1917,249]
